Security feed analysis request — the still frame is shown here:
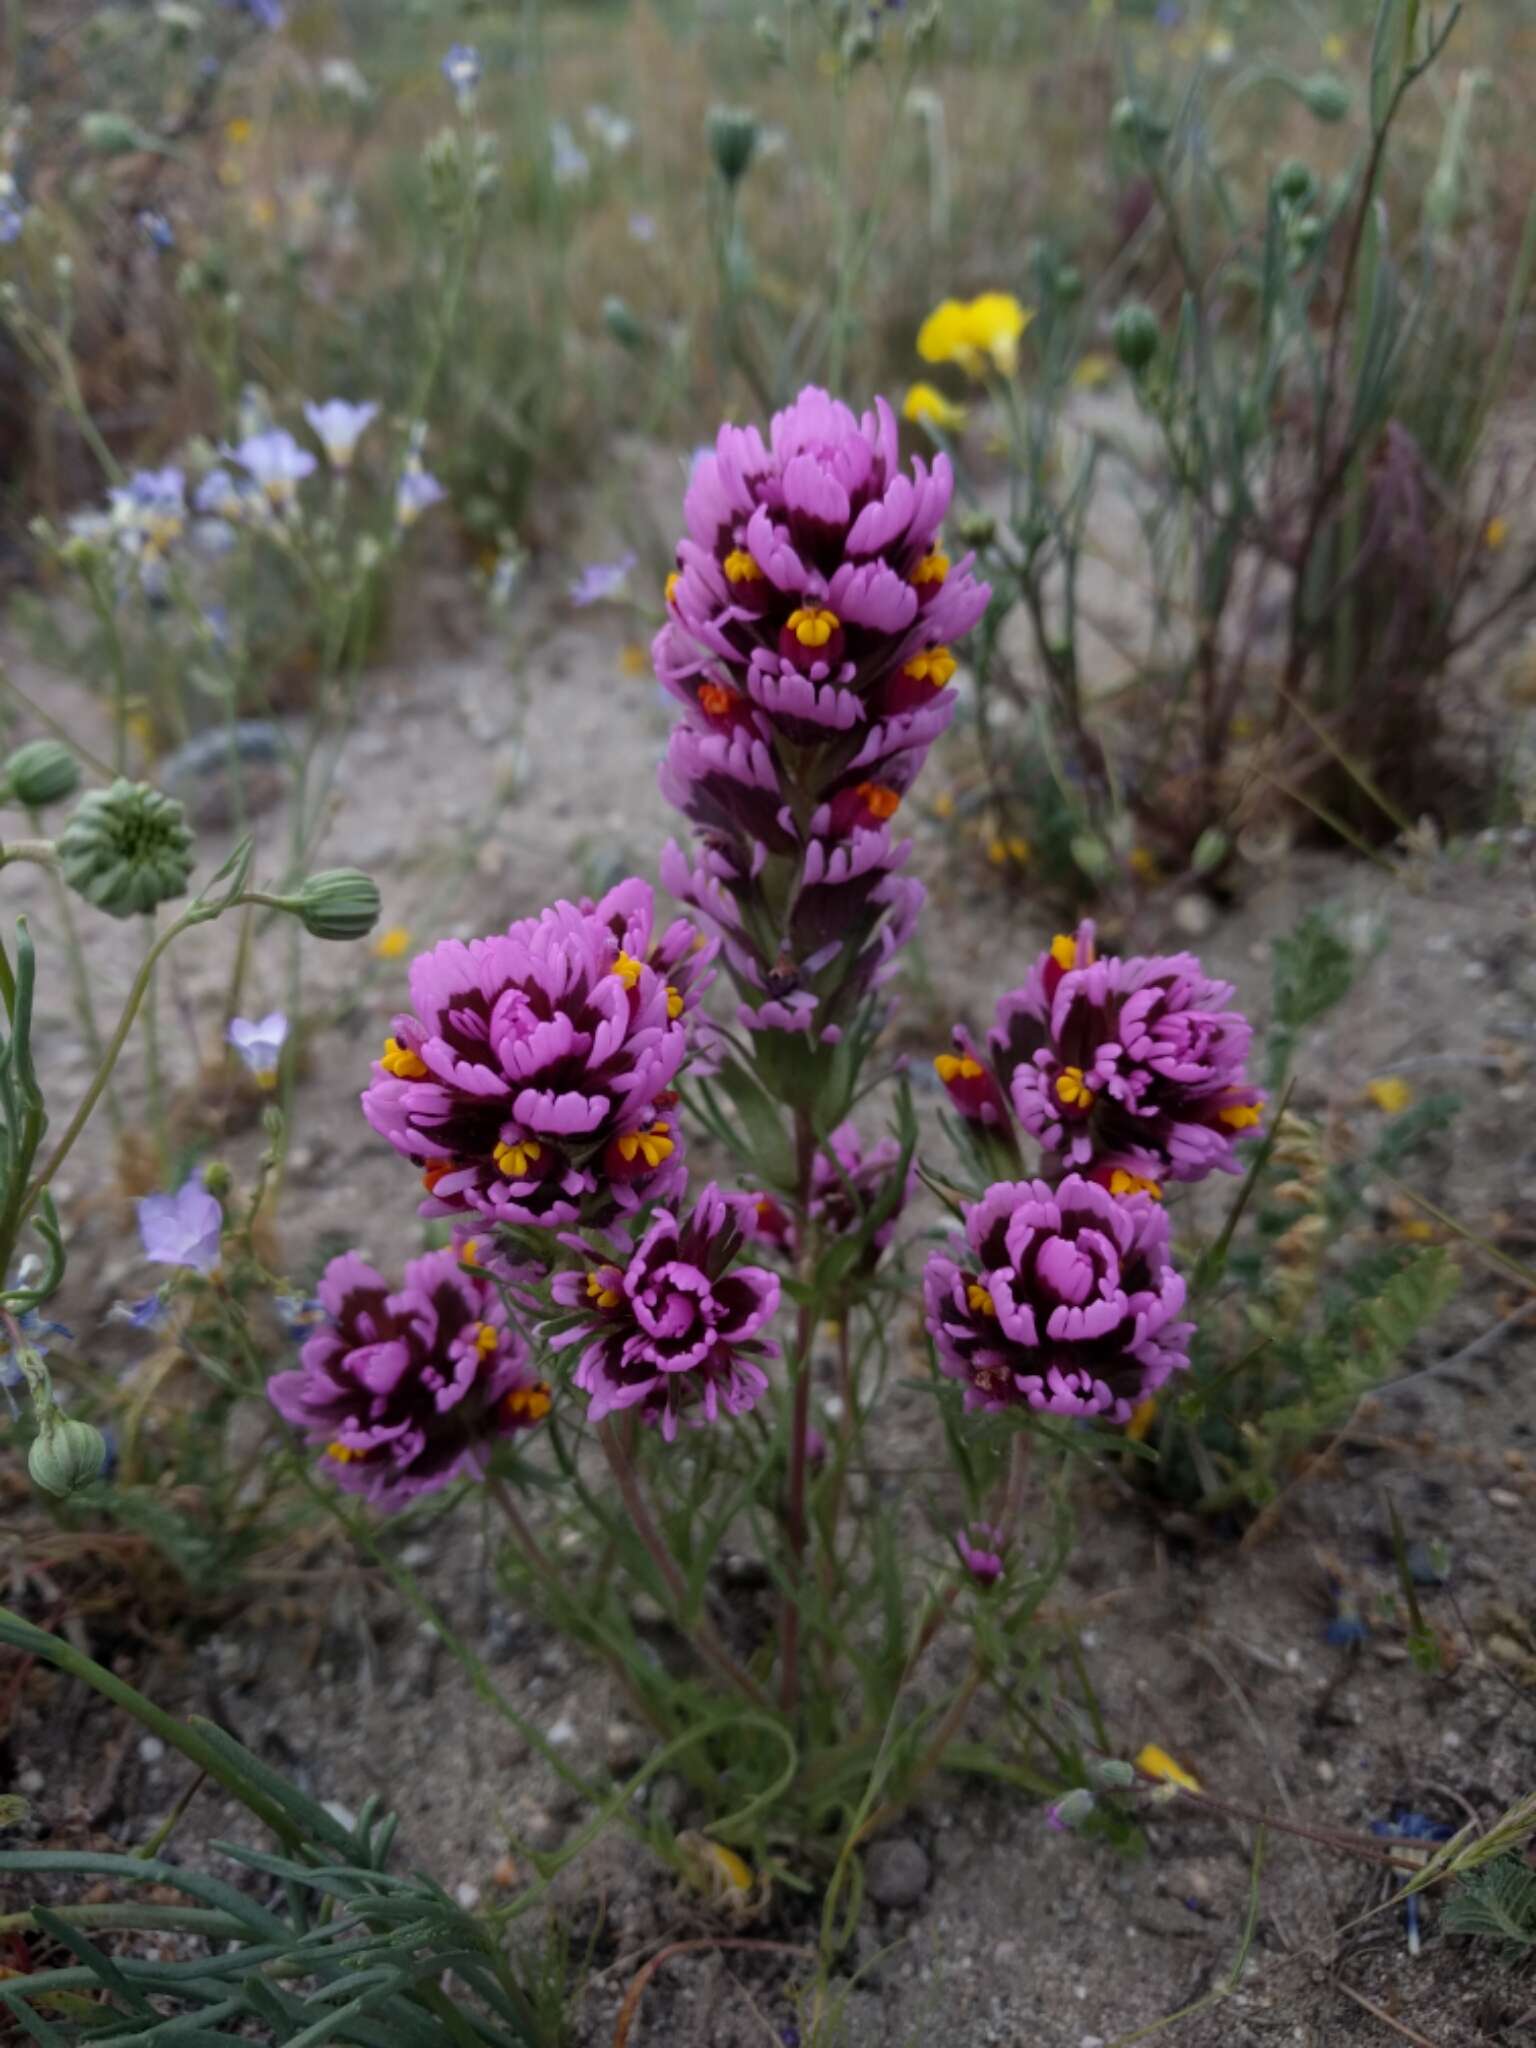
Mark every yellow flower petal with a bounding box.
[1365,1076,1413,1115]
[1072,351,1116,391]
[1135,1744,1201,1793]
[902,381,967,433]
[373,926,411,961]
[916,293,1033,379]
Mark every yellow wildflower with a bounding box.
[373,926,411,961]
[916,293,1033,379]
[1071,352,1116,391]
[1365,1076,1413,1115]
[1125,1397,1157,1442]
[902,382,968,433]
[1135,1744,1201,1792]
[1485,517,1510,552]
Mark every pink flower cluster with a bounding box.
[655,386,988,1040]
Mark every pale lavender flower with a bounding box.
[628,210,657,244]
[137,1179,223,1274]
[227,1010,288,1084]
[137,209,174,251]
[442,44,481,105]
[0,202,23,245]
[549,120,590,186]
[304,398,379,470]
[395,462,446,528]
[569,552,636,607]
[226,429,317,510]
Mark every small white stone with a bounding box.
[137,1736,165,1765]
[1489,1488,1522,1511]
[1284,1647,1302,1670]
[322,1800,358,1831]
[455,1882,481,1910]
[17,1768,44,1796]
[1441,1729,1463,1750]
[547,1716,577,1746]
[1315,1760,1337,1787]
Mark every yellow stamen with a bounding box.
[966,1283,997,1317]
[665,570,682,603]
[1365,1077,1412,1115]
[471,1321,499,1357]
[380,1036,428,1080]
[613,949,644,989]
[1109,1169,1163,1201]
[698,681,736,718]
[902,645,957,688]
[854,781,901,821]
[1049,933,1077,972]
[616,1120,675,1169]
[666,985,684,1020]
[935,1052,983,1085]
[373,925,411,961]
[786,605,839,648]
[587,1272,623,1309]
[910,549,950,587]
[1056,1066,1095,1109]
[723,548,763,584]
[326,1441,365,1464]
[1218,1103,1262,1130]
[1126,1398,1157,1443]
[461,1239,480,1267]
[493,1138,543,1178]
[504,1381,553,1423]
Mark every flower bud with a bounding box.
[29,1414,107,1498]
[1191,825,1229,876]
[706,106,759,185]
[956,510,996,549]
[295,867,381,942]
[1272,157,1315,205]
[1299,73,1351,122]
[1110,97,1170,149]
[79,110,146,156]
[601,294,647,351]
[1112,302,1160,373]
[4,740,80,811]
[1092,1758,1137,1790]
[57,779,195,918]
[1048,1788,1096,1832]
[753,15,784,59]
[842,19,876,66]
[202,1159,234,1199]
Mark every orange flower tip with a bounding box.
[421,1158,454,1193]
[1134,1744,1201,1793]
[381,1035,429,1080]
[373,926,412,961]
[856,781,901,821]
[966,1282,998,1317]
[1218,1102,1263,1130]
[697,681,736,717]
[910,549,951,587]
[326,1440,365,1465]
[665,570,682,603]
[935,1052,983,1084]
[460,1239,480,1267]
[504,1381,553,1424]
[1109,1169,1163,1201]
[1049,933,1077,971]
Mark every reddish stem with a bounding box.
[778,1108,820,1714]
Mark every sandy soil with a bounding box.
[3,571,1536,2048]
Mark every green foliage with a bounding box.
[1266,912,1358,1087]
[1443,1855,1536,1958]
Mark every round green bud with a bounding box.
[4,740,80,811]
[1290,213,1324,256]
[1191,825,1230,876]
[79,110,146,156]
[601,295,647,352]
[296,867,381,942]
[1110,97,1170,149]
[29,1414,107,1498]
[1093,1759,1137,1790]
[57,779,195,918]
[1112,301,1161,373]
[956,510,997,549]
[706,106,759,186]
[1272,157,1315,205]
[1051,1787,1097,1830]
[202,1160,234,1200]
[1299,73,1351,123]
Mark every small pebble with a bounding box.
[1315,1760,1337,1787]
[322,1800,358,1831]
[492,1853,518,1888]
[455,1882,481,1910]
[17,1768,43,1796]
[1488,1488,1521,1511]
[547,1716,577,1747]
[863,1836,931,1908]
[137,1737,165,1765]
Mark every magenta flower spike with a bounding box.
[361,878,714,1229]
[989,922,1264,1187]
[653,386,989,1040]
[923,1175,1192,1423]
[268,1248,550,1508]
[545,1184,781,1440]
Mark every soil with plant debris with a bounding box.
[3,564,1535,2048]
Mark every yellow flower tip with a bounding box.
[986,837,1009,867]
[1049,933,1077,972]
[380,1036,429,1081]
[1128,847,1159,882]
[917,293,1032,379]
[1109,1169,1163,1201]
[903,645,958,689]
[461,1239,480,1268]
[1484,517,1509,553]
[617,1120,674,1169]
[1072,351,1116,391]
[613,949,644,990]
[1365,1076,1413,1115]
[1006,836,1030,864]
[493,1137,543,1179]
[1056,1065,1095,1109]
[1398,1218,1436,1243]
[326,1440,365,1465]
[697,681,737,718]
[665,570,682,605]
[965,1282,998,1317]
[254,1066,279,1091]
[248,196,277,229]
[911,549,951,587]
[932,789,956,820]
[1126,1397,1158,1443]
[505,1380,553,1424]
[587,1271,623,1309]
[225,116,254,145]
[619,642,647,676]
[935,1052,983,1084]
[472,1321,499,1357]
[722,548,763,584]
[373,926,411,961]
[1135,1744,1201,1793]
[902,382,967,433]
[1218,1101,1263,1130]
[698,1840,754,1893]
[666,985,684,1020]
[855,780,902,821]
[786,605,839,648]
[1322,31,1346,61]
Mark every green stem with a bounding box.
[139,912,167,1168]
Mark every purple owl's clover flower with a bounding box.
[361,878,716,1234]
[545,1184,780,1439]
[652,386,989,1046]
[923,1174,1192,1424]
[267,1248,548,1508]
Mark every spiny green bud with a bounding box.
[1272,157,1315,206]
[1299,72,1351,123]
[4,740,80,810]
[601,295,647,351]
[1092,1759,1138,1790]
[1050,1787,1096,1830]
[79,110,148,156]
[202,1160,234,1200]
[706,105,759,186]
[1112,301,1160,373]
[57,779,195,918]
[956,510,996,549]
[1110,97,1170,150]
[29,1414,107,1498]
[294,867,381,942]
